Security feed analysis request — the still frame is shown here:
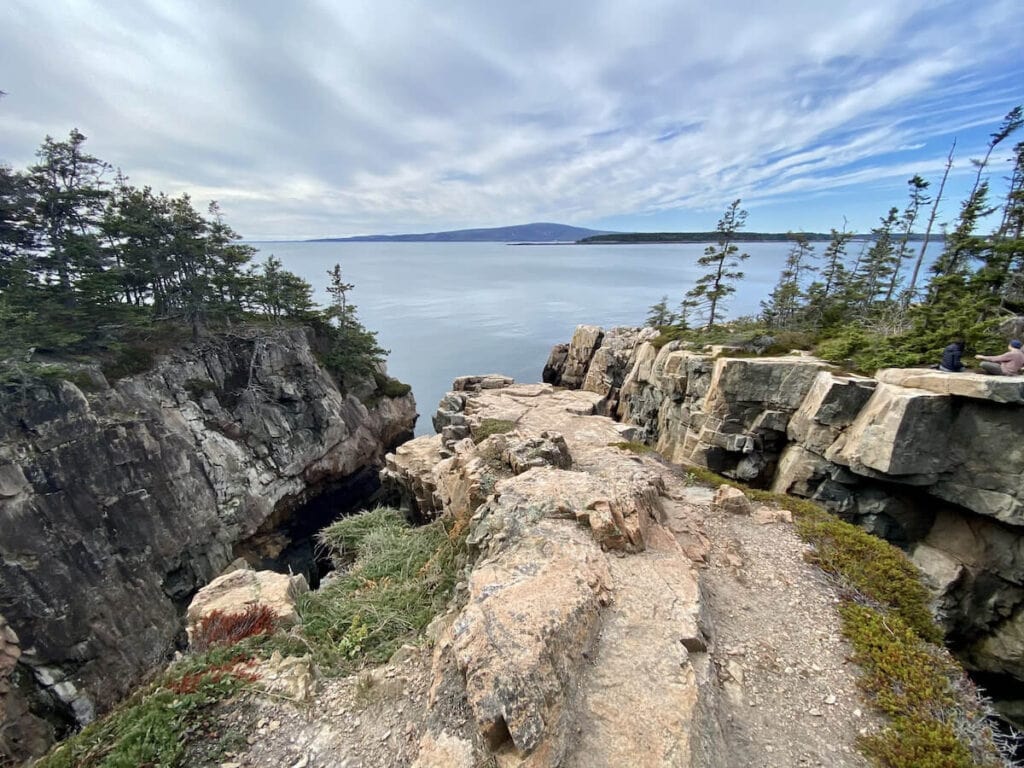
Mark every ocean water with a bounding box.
[257,241,794,434]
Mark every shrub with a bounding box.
[184,378,217,400]
[472,418,515,443]
[372,371,412,398]
[191,606,279,652]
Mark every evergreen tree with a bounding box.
[318,262,387,389]
[762,233,815,329]
[26,129,111,303]
[685,199,749,330]
[853,208,900,309]
[645,295,676,327]
[886,175,929,302]
[908,141,955,303]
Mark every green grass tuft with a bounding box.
[471,418,516,443]
[300,507,467,672]
[608,440,653,454]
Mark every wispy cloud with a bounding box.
[1,0,1021,237]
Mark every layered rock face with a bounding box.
[545,326,1024,707]
[0,327,415,763]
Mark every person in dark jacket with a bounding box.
[939,339,965,372]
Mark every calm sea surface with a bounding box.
[256,241,794,434]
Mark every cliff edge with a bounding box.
[0,326,415,762]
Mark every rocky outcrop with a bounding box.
[0,327,415,763]
[388,380,713,766]
[546,325,1024,718]
[185,566,310,645]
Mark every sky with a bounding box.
[1,0,1022,240]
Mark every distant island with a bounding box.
[577,231,938,244]
[309,224,941,245]
[309,222,611,243]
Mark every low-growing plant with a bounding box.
[608,440,652,454]
[36,670,252,768]
[184,377,218,400]
[472,418,515,443]
[191,605,280,652]
[300,507,467,672]
[373,371,412,398]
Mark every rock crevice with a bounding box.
[0,327,415,763]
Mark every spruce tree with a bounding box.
[685,199,749,330]
[645,295,675,327]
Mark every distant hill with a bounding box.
[309,222,612,243]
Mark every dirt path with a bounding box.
[665,482,883,768]
[210,472,883,768]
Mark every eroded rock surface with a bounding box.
[546,324,1024,717]
[0,327,415,763]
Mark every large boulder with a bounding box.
[787,372,876,455]
[185,567,309,645]
[826,383,954,478]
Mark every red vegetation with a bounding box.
[191,605,279,651]
[166,658,259,695]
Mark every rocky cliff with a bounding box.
[543,325,1024,722]
[0,327,415,762]
[371,380,876,767]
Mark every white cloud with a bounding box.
[1,0,1021,237]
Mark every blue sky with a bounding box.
[1,0,1022,239]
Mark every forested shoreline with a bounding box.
[646,107,1024,373]
[0,130,388,391]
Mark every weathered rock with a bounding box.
[581,327,659,416]
[558,325,604,388]
[452,517,611,756]
[0,327,415,761]
[381,434,497,526]
[399,379,707,766]
[412,731,476,768]
[541,343,569,386]
[185,568,309,645]
[771,444,831,497]
[931,401,1024,525]
[712,486,752,516]
[752,506,793,525]
[452,374,515,392]
[501,431,572,475]
[256,651,318,703]
[876,368,1024,404]
[569,552,703,767]
[826,383,953,477]
[787,372,876,455]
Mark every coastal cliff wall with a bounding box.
[544,325,1024,716]
[0,327,415,761]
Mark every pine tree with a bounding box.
[26,129,111,303]
[685,199,749,330]
[886,175,930,302]
[762,233,815,329]
[645,295,676,327]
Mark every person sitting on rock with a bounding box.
[938,339,965,372]
[975,339,1024,375]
